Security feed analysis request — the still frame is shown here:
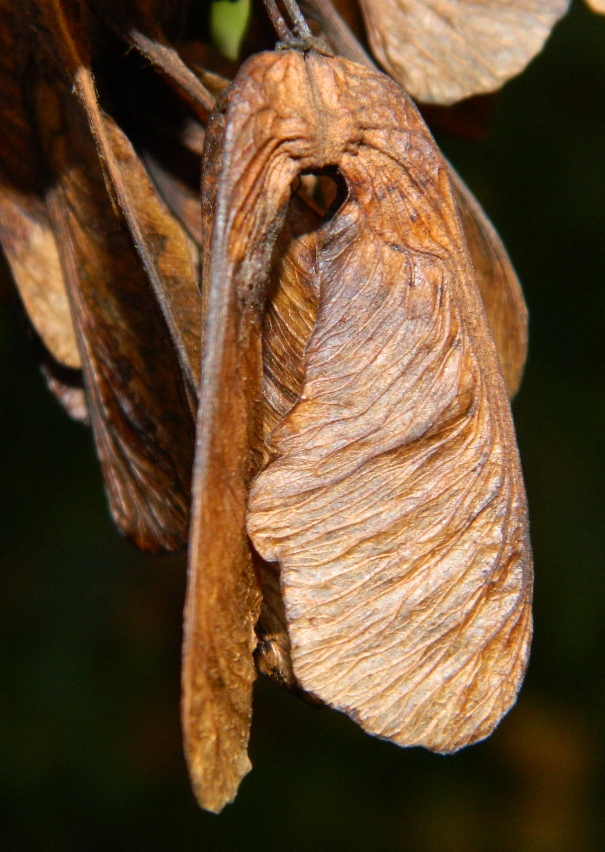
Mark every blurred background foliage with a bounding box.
[1,1,604,850]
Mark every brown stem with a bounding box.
[261,0,291,40]
[282,0,312,37]
[299,0,374,66]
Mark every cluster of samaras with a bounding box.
[2,0,595,814]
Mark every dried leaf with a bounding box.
[218,50,532,756]
[100,114,203,390]
[255,193,322,689]
[40,352,89,423]
[33,1,198,550]
[450,169,528,398]
[299,0,528,394]
[0,1,79,368]
[91,0,216,121]
[182,97,263,813]
[357,0,570,104]
[143,151,205,246]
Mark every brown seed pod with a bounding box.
[183,46,533,812]
[357,0,570,104]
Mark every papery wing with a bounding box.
[36,72,195,552]
[358,0,569,104]
[0,0,79,368]
[248,55,533,754]
[450,169,528,398]
[182,57,322,811]
[91,0,215,120]
[101,113,202,390]
[255,193,321,688]
[39,347,88,423]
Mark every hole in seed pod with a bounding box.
[296,167,348,221]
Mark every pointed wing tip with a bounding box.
[186,744,252,813]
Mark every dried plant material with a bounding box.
[143,151,205,245]
[40,353,89,423]
[92,0,216,120]
[182,100,263,814]
[31,4,202,389]
[450,169,527,398]
[205,50,534,758]
[34,33,196,550]
[97,114,202,391]
[0,196,80,368]
[357,0,570,104]
[298,1,527,397]
[128,48,224,263]
[255,193,321,688]
[182,77,323,812]
[0,1,79,369]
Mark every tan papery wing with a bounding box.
[243,51,533,754]
[181,58,329,811]
[0,0,79,368]
[450,170,528,398]
[255,193,321,689]
[40,353,88,423]
[357,0,570,104]
[299,0,528,398]
[180,109,321,809]
[35,58,195,551]
[182,95,265,815]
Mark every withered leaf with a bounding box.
[182,80,324,813]
[40,351,89,423]
[450,168,527,398]
[91,0,216,121]
[357,0,570,104]
[182,92,263,813]
[299,0,528,395]
[0,0,79,369]
[34,6,197,551]
[255,192,322,690]
[99,112,202,391]
[184,47,532,810]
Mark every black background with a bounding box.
[1,3,604,849]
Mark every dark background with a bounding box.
[1,2,604,849]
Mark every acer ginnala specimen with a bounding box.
[2,0,591,814]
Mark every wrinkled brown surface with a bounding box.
[182,101,264,814]
[357,0,570,104]
[299,0,528,395]
[235,51,533,755]
[97,113,202,392]
[255,193,321,689]
[0,0,79,368]
[450,170,528,398]
[34,5,196,550]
